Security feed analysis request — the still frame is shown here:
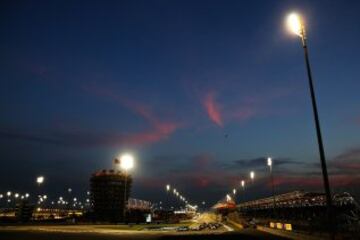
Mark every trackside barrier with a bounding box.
[285,223,292,231]
[269,222,292,231]
[259,225,325,240]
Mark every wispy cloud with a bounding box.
[0,83,181,147]
[202,91,223,127]
[81,82,181,146]
[233,157,303,169]
[0,127,176,147]
[329,148,360,173]
[200,87,293,128]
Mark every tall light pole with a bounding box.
[36,176,44,187]
[119,153,134,223]
[250,171,255,183]
[36,176,44,206]
[267,157,276,217]
[166,184,170,211]
[286,12,333,213]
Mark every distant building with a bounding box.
[15,201,34,222]
[90,168,132,222]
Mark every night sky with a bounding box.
[1,0,360,206]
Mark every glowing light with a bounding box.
[36,176,44,185]
[120,153,134,171]
[25,193,30,198]
[6,191,11,197]
[226,194,232,201]
[233,188,236,195]
[14,193,19,198]
[241,180,245,188]
[267,157,272,167]
[250,171,255,180]
[166,184,170,191]
[287,13,303,36]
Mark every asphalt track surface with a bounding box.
[0,226,289,240]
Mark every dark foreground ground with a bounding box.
[0,229,289,240]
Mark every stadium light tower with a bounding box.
[286,12,333,212]
[119,153,134,223]
[36,176,44,186]
[241,180,245,189]
[267,157,276,215]
[36,176,44,207]
[250,171,255,183]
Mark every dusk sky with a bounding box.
[1,0,360,206]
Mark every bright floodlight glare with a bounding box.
[226,194,232,201]
[241,180,245,187]
[287,13,303,36]
[233,189,236,195]
[36,176,44,185]
[166,184,170,191]
[267,157,272,167]
[120,153,134,171]
[250,171,255,180]
[7,191,11,197]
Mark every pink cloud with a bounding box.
[203,92,223,127]
[82,83,180,146]
[230,107,257,123]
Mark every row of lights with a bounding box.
[165,184,198,210]
[226,157,273,202]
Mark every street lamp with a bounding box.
[36,176,44,207]
[36,176,44,186]
[226,194,232,202]
[267,157,276,216]
[119,153,134,222]
[165,184,171,210]
[250,171,255,182]
[286,12,333,213]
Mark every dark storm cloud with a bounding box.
[233,157,303,168]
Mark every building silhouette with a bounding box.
[90,167,132,222]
